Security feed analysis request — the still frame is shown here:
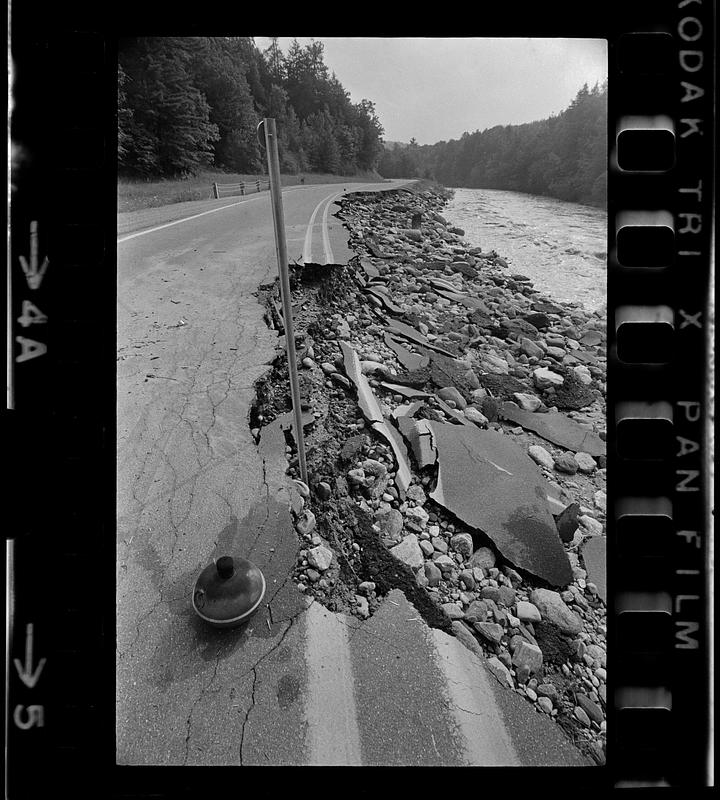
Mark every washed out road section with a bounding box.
[116,180,405,765]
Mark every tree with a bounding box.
[118,38,219,176]
[398,82,608,208]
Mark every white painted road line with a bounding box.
[302,189,345,265]
[303,601,362,765]
[429,627,520,766]
[117,199,252,243]
[117,185,307,243]
[321,191,343,264]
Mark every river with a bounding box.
[443,188,607,314]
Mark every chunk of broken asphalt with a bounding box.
[427,421,572,586]
[500,401,605,457]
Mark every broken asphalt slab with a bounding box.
[581,536,607,603]
[427,421,572,586]
[500,401,606,457]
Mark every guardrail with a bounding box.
[212,179,271,199]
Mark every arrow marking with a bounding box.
[14,623,46,689]
[19,221,49,290]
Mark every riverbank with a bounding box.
[253,182,607,765]
[118,169,386,213]
[443,187,607,314]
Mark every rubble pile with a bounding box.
[252,182,608,764]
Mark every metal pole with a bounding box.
[262,118,308,486]
[213,182,219,199]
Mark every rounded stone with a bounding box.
[537,696,553,714]
[424,562,442,587]
[530,588,584,636]
[574,706,592,727]
[450,532,474,559]
[574,452,597,473]
[468,546,496,570]
[528,445,555,471]
[515,600,542,623]
[553,452,579,474]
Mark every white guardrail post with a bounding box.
[259,118,308,485]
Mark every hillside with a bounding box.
[378,82,608,208]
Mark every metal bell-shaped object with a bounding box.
[192,555,266,628]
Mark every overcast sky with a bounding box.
[254,37,607,145]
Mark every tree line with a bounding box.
[378,82,608,207]
[118,37,385,178]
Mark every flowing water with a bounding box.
[443,188,607,314]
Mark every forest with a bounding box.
[118,37,385,178]
[378,82,608,208]
[118,39,607,208]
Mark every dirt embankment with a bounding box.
[251,182,608,765]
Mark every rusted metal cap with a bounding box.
[192,556,266,628]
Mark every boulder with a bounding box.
[530,588,583,635]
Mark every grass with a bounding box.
[117,168,388,213]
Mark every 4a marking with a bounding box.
[15,220,49,364]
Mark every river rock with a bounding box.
[553,452,579,474]
[530,588,583,635]
[577,694,604,724]
[307,545,334,572]
[513,392,542,412]
[528,445,555,471]
[442,603,465,620]
[450,532,474,558]
[406,484,427,504]
[405,505,429,530]
[474,621,504,644]
[464,600,489,623]
[537,683,560,703]
[486,656,514,689]
[375,507,404,539]
[574,706,592,727]
[537,696,553,713]
[533,367,564,389]
[459,569,476,590]
[574,452,597,473]
[424,561,442,586]
[468,546,496,570]
[515,600,542,623]
[520,338,544,359]
[437,386,467,409]
[572,365,593,385]
[390,534,424,569]
[512,640,543,683]
[464,406,489,425]
[580,515,604,536]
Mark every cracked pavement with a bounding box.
[117,184,592,767]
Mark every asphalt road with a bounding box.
[116,181,591,767]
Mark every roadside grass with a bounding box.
[117,169,388,213]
